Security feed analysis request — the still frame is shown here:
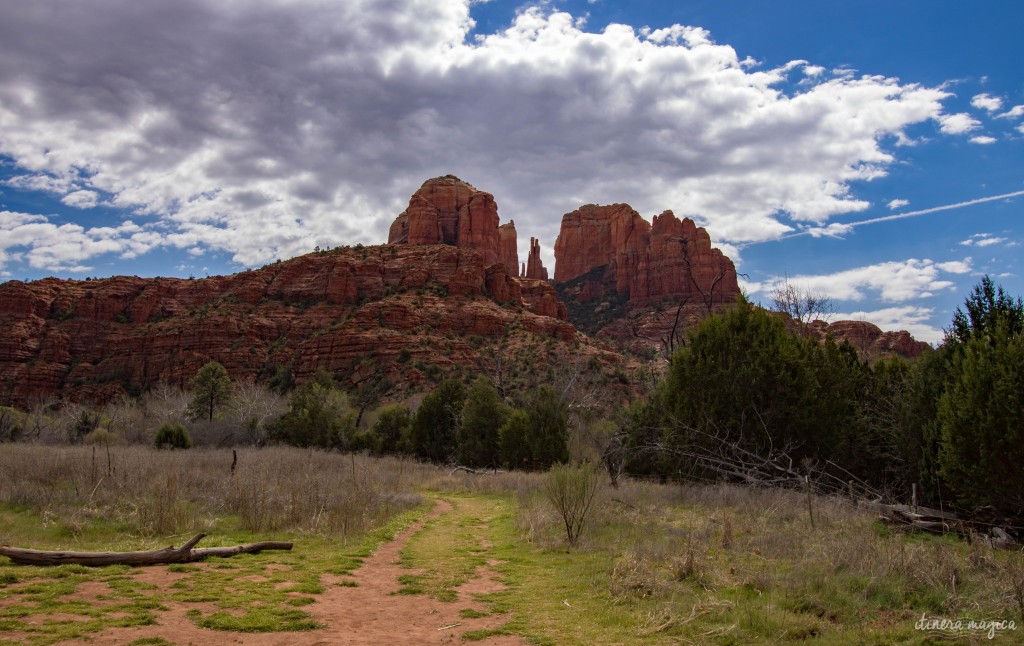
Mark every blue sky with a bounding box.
[1,0,1021,343]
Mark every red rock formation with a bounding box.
[824,320,931,359]
[484,263,522,305]
[388,175,501,266]
[553,204,739,307]
[387,175,569,323]
[520,279,568,320]
[524,237,549,280]
[498,221,519,276]
[553,204,649,284]
[0,244,578,407]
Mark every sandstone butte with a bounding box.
[0,175,929,406]
[550,202,930,359]
[553,204,740,308]
[812,320,931,359]
[387,175,566,320]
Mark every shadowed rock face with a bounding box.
[553,204,740,307]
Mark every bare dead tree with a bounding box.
[0,407,20,442]
[231,380,285,445]
[629,295,693,360]
[679,240,732,314]
[601,431,626,488]
[631,411,885,501]
[142,382,190,425]
[0,533,292,567]
[769,278,835,335]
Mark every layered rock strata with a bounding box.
[387,175,567,322]
[553,204,740,307]
[0,245,576,407]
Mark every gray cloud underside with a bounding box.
[0,1,954,272]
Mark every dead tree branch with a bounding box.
[0,533,293,567]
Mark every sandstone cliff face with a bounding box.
[553,204,740,308]
[387,175,567,324]
[523,237,549,280]
[553,204,650,284]
[388,175,502,267]
[0,245,577,407]
[498,221,519,276]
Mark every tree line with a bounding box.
[153,363,571,471]
[2,276,1018,520]
[271,373,570,471]
[622,276,1023,519]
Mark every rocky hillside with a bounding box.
[0,174,930,407]
[0,245,608,407]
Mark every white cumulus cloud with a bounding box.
[0,211,158,272]
[0,1,959,273]
[971,93,1003,112]
[998,105,1024,119]
[969,135,997,145]
[937,112,980,134]
[887,198,909,210]
[961,233,1007,247]
[766,257,972,303]
[60,190,99,208]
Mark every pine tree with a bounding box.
[410,378,465,463]
[457,377,508,468]
[186,361,233,422]
[938,316,1024,515]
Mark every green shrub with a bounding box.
[154,423,193,450]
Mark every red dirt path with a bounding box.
[58,499,527,645]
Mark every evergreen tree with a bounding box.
[154,422,193,450]
[657,302,827,468]
[498,409,532,470]
[370,404,411,455]
[410,378,465,463]
[457,377,508,468]
[186,361,234,422]
[524,385,569,469]
[625,301,870,483]
[267,372,354,448]
[896,347,950,505]
[498,386,568,470]
[938,279,1024,515]
[948,275,1024,345]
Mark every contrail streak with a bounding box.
[843,190,1024,227]
[765,189,1024,243]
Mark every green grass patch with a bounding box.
[0,495,435,644]
[400,487,1022,646]
[396,495,495,602]
[192,606,321,632]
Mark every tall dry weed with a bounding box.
[0,445,439,540]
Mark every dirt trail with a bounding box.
[57,499,526,645]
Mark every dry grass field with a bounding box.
[1,445,1021,644]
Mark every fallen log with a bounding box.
[0,533,293,567]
